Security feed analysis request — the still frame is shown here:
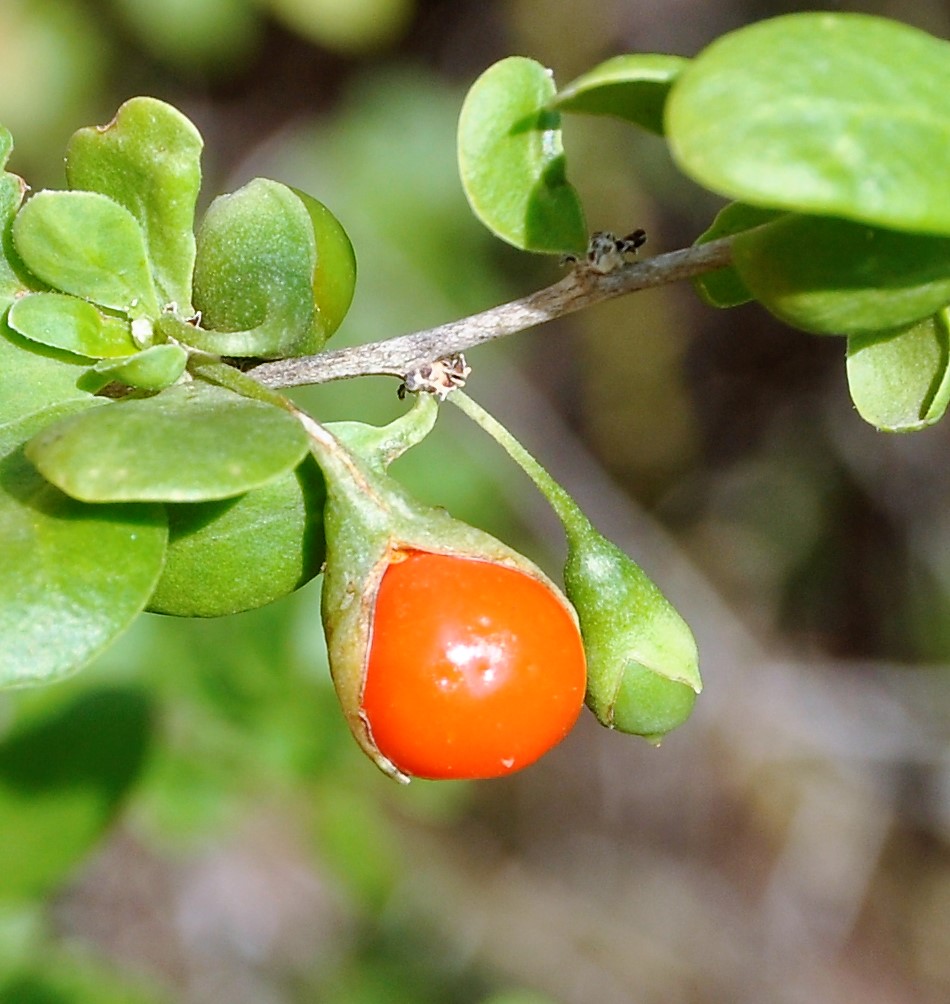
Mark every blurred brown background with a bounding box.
[4,1,950,1002]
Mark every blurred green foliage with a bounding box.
[5,1,950,1001]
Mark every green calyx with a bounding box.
[297,394,580,782]
[450,391,700,741]
[562,522,700,741]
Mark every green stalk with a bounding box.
[187,356,295,412]
[450,390,591,544]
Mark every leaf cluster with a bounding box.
[0,98,354,685]
[457,12,950,432]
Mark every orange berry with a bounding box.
[362,550,586,780]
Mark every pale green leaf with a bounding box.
[0,403,167,687]
[8,293,136,358]
[667,13,950,234]
[458,57,587,254]
[847,311,950,431]
[692,203,785,307]
[733,214,950,335]
[66,96,203,310]
[147,454,326,617]
[554,53,688,134]
[26,381,311,502]
[12,190,160,316]
[190,179,352,358]
[92,343,188,390]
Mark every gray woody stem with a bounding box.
[250,236,734,390]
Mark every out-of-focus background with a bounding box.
[4,1,950,1001]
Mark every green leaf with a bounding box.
[12,191,160,317]
[847,311,950,431]
[26,381,311,502]
[8,292,136,358]
[190,178,353,358]
[732,214,950,335]
[0,404,167,687]
[666,13,950,235]
[290,186,356,342]
[554,53,688,134]
[0,320,95,426]
[458,56,587,254]
[692,203,785,307]
[0,688,152,900]
[92,342,189,390]
[0,136,32,310]
[147,454,326,617]
[66,96,204,311]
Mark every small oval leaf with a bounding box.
[0,404,167,687]
[8,292,136,358]
[12,190,160,316]
[147,454,326,617]
[667,13,950,235]
[458,57,587,254]
[191,179,348,358]
[847,311,950,431]
[92,343,188,390]
[554,53,688,135]
[66,96,203,311]
[733,214,950,335]
[25,381,311,502]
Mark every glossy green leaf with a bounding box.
[0,688,152,900]
[12,190,160,316]
[554,53,688,134]
[191,178,350,358]
[0,320,94,426]
[666,13,950,235]
[66,96,203,310]
[92,343,188,390]
[26,381,310,502]
[8,292,136,358]
[847,311,950,431]
[458,57,587,254]
[692,203,785,307]
[148,454,326,616]
[733,214,950,335]
[0,404,167,687]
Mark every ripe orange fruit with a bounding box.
[362,550,586,780]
